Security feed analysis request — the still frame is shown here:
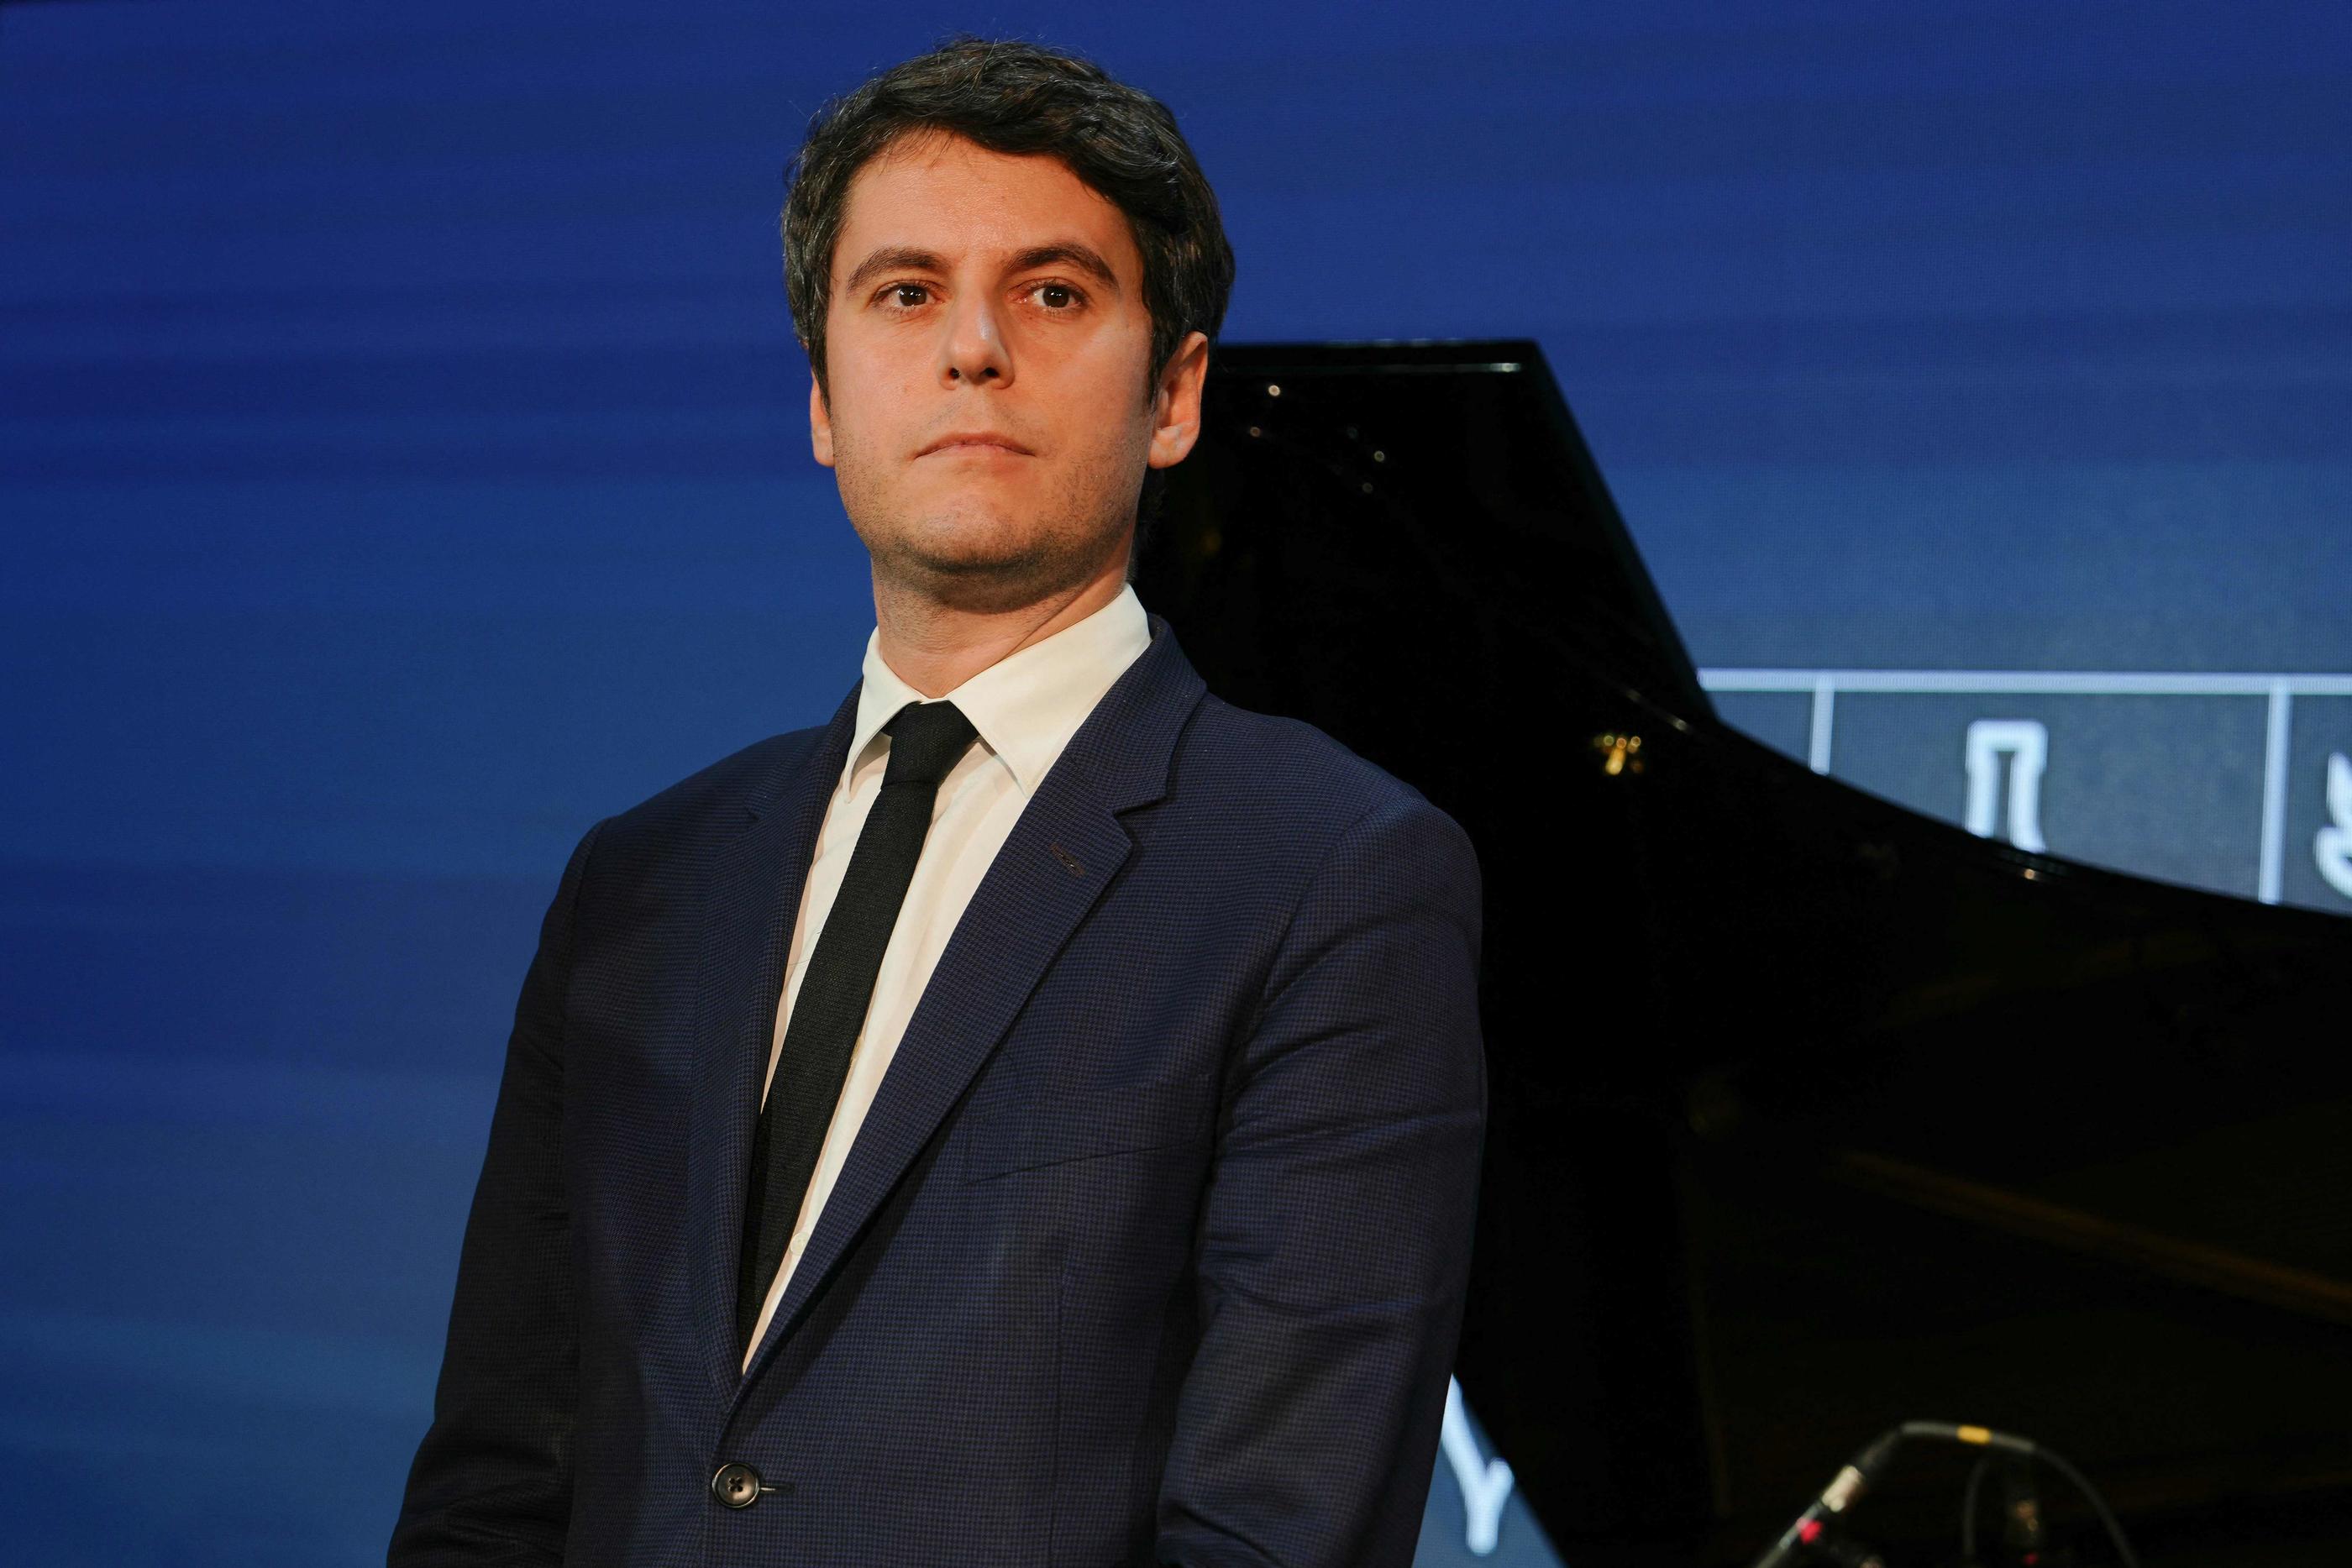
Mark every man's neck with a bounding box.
[871,554,1130,699]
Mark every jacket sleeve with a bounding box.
[389,820,602,1566]
[1156,793,1488,1568]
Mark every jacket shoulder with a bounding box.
[598,723,834,850]
[1178,693,1460,843]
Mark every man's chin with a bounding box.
[851,490,1135,612]
[876,532,1087,614]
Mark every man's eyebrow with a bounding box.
[839,246,945,301]
[1006,244,1121,294]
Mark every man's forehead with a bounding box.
[832,133,1138,272]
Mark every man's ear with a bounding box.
[809,368,836,469]
[1146,330,1210,470]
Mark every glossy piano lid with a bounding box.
[1142,337,2352,1566]
[1147,337,1712,724]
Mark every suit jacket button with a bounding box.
[711,1461,764,1508]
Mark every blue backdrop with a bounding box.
[3,3,2347,1563]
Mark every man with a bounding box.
[391,38,1484,1568]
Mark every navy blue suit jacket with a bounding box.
[391,619,1486,1567]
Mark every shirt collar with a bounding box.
[846,584,1152,796]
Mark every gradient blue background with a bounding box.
[3,3,2347,1562]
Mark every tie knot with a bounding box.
[881,700,979,788]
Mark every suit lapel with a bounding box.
[685,688,859,1399]
[737,619,1208,1391]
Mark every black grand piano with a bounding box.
[1136,343,2352,1568]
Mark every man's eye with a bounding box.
[885,283,930,308]
[1030,282,1081,310]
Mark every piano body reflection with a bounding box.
[1136,342,2352,1568]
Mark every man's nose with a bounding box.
[937,292,1010,387]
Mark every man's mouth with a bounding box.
[917,432,1033,458]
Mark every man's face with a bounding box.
[810,131,1206,611]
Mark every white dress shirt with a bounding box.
[739,584,1152,1368]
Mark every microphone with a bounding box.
[1746,1429,1904,1568]
[1752,1420,2139,1568]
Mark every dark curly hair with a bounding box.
[782,37,1235,405]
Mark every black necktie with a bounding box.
[735,699,979,1357]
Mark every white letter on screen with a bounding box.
[1965,719,2050,852]
[2316,753,2352,899]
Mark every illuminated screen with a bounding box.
[3,3,2344,1563]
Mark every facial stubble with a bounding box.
[832,414,1149,616]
